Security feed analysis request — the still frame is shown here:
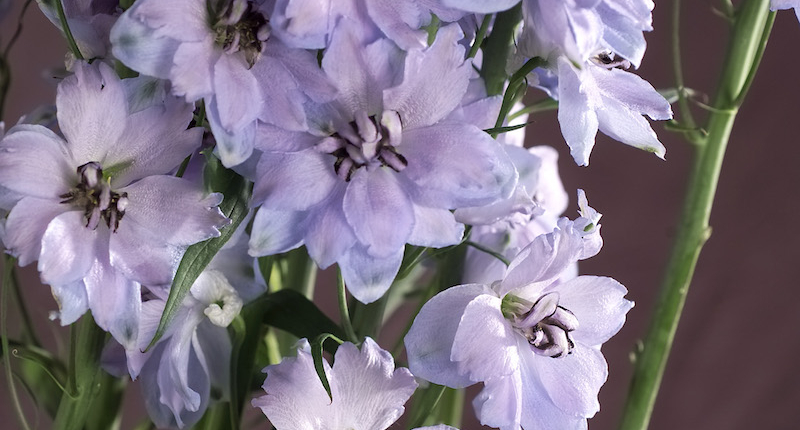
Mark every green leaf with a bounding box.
[310,333,344,401]
[146,154,252,350]
[256,290,346,348]
[482,122,530,136]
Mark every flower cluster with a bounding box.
[0,0,683,428]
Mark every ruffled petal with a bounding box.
[120,175,228,247]
[253,340,336,429]
[473,374,523,430]
[332,338,418,429]
[384,24,471,128]
[405,284,491,388]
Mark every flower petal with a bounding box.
[533,344,607,418]
[56,62,127,165]
[213,54,262,132]
[343,168,414,258]
[557,59,600,167]
[38,211,101,286]
[452,294,520,381]
[253,149,339,210]
[331,338,418,429]
[110,219,182,286]
[120,175,228,247]
[338,243,403,304]
[4,197,70,266]
[400,124,516,208]
[50,280,89,326]
[110,12,180,79]
[384,24,471,128]
[555,276,633,346]
[84,254,142,349]
[0,124,74,199]
[170,39,218,102]
[248,208,308,257]
[473,374,523,430]
[405,284,491,388]
[128,0,210,43]
[303,189,357,268]
[407,205,464,248]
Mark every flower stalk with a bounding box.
[619,2,775,429]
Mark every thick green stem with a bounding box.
[619,2,773,429]
[480,5,522,96]
[52,314,109,430]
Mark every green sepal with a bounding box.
[146,153,252,351]
[310,333,345,401]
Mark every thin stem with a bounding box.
[2,256,32,430]
[0,0,35,121]
[465,241,510,266]
[55,0,84,60]
[467,15,492,59]
[619,2,773,429]
[671,0,699,138]
[336,269,359,343]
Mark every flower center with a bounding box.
[591,51,630,70]
[212,0,270,68]
[315,110,408,182]
[503,292,578,358]
[59,162,128,232]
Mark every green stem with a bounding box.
[52,314,108,430]
[671,0,701,143]
[480,4,522,96]
[55,0,84,60]
[467,15,492,59]
[619,2,773,429]
[336,269,360,343]
[2,256,31,430]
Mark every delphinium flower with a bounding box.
[249,21,516,303]
[536,55,673,166]
[103,224,264,429]
[0,61,229,347]
[405,194,631,430]
[252,337,421,430]
[110,0,335,167]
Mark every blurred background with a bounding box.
[1,1,799,429]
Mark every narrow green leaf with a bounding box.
[482,122,530,136]
[146,154,252,350]
[310,333,345,401]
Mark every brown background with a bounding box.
[1,1,799,429]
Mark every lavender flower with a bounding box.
[36,0,120,61]
[405,194,631,430]
[252,337,418,430]
[249,22,516,303]
[537,55,672,166]
[110,0,334,167]
[0,62,228,347]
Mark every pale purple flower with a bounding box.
[249,22,516,303]
[545,55,672,166]
[405,194,631,430]
[101,221,263,428]
[0,61,228,347]
[271,0,431,50]
[772,0,800,21]
[110,0,335,167]
[461,145,569,285]
[252,337,417,430]
[519,0,654,67]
